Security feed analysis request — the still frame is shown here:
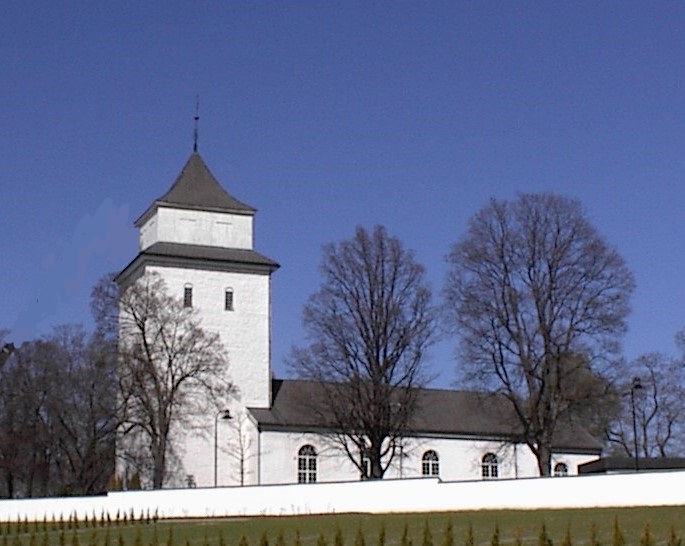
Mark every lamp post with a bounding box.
[630,377,642,472]
[214,409,232,487]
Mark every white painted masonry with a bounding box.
[1,472,684,522]
[139,207,254,251]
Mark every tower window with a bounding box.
[184,285,193,308]
[225,288,234,311]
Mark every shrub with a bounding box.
[612,518,624,546]
[401,523,412,546]
[561,525,572,546]
[640,524,654,546]
[334,526,344,546]
[442,521,454,546]
[538,523,553,546]
[513,528,523,546]
[667,525,682,546]
[491,525,500,546]
[377,525,386,546]
[464,524,474,546]
[354,528,365,546]
[422,521,433,546]
[589,523,600,546]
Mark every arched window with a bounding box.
[225,288,234,311]
[183,284,193,308]
[421,450,439,476]
[481,453,498,479]
[554,462,569,477]
[297,445,317,483]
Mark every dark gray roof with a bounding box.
[578,457,685,474]
[249,379,602,453]
[116,242,279,286]
[135,153,255,226]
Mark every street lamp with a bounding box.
[630,377,642,472]
[214,409,232,487]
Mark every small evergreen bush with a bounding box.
[354,527,365,546]
[334,526,344,546]
[442,521,454,546]
[401,523,412,546]
[490,525,500,546]
[538,523,553,546]
[463,524,474,546]
[640,523,655,546]
[612,518,624,546]
[422,521,433,546]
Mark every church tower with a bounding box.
[117,152,279,410]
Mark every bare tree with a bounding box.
[444,193,634,476]
[46,325,117,495]
[117,273,231,488]
[607,353,685,458]
[0,325,115,498]
[224,411,254,486]
[290,225,437,479]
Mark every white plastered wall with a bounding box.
[140,208,253,250]
[256,430,599,485]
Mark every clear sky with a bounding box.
[3,2,685,387]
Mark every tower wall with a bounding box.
[147,265,272,409]
[140,208,254,251]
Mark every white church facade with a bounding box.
[116,151,601,489]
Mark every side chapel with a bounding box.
[116,150,601,488]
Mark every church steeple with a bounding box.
[135,153,255,229]
[132,151,262,254]
[193,95,200,153]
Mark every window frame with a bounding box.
[481,452,499,479]
[421,450,439,477]
[183,284,193,308]
[225,288,234,311]
[554,462,569,477]
[297,445,317,483]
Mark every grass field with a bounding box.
[2,506,684,546]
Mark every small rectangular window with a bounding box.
[225,289,234,311]
[184,286,193,308]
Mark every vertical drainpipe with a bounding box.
[257,425,261,485]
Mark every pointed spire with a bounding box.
[193,95,200,153]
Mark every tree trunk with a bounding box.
[536,443,552,477]
[152,437,167,489]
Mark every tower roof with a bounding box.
[135,152,255,226]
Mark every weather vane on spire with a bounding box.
[193,95,200,153]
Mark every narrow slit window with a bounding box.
[225,288,234,311]
[184,285,193,308]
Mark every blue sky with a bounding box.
[2,2,685,387]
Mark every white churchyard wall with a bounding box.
[0,472,684,522]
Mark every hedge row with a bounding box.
[0,517,682,546]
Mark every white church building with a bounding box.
[116,151,601,489]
